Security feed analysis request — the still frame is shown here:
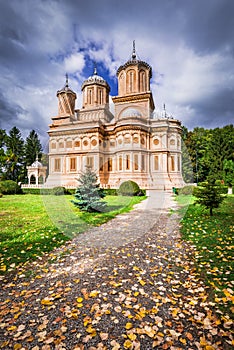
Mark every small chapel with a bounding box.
[46,44,184,190]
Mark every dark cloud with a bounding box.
[0,0,233,137]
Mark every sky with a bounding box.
[0,0,233,148]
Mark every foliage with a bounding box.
[180,195,234,317]
[182,124,234,183]
[51,186,66,196]
[118,180,141,196]
[193,177,226,216]
[181,126,194,183]
[0,180,22,194]
[4,127,25,182]
[177,185,195,195]
[72,167,107,212]
[0,127,44,183]
[24,129,43,166]
[223,159,234,187]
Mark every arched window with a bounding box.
[127,70,135,93]
[30,175,36,184]
[88,89,92,104]
[139,70,146,92]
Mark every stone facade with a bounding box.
[46,47,184,190]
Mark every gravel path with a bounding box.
[0,192,233,349]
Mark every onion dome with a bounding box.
[117,40,152,78]
[30,157,43,168]
[82,67,110,91]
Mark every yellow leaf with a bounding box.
[125,322,133,330]
[13,344,22,350]
[77,303,83,308]
[89,290,99,297]
[139,279,146,286]
[205,346,215,350]
[124,339,132,349]
[76,297,83,303]
[128,333,137,341]
[179,337,187,345]
[41,298,53,305]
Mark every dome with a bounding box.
[120,107,142,118]
[81,67,110,90]
[31,160,43,168]
[117,42,152,78]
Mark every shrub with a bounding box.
[0,180,22,194]
[118,180,141,196]
[51,186,66,196]
[103,188,117,196]
[177,185,196,196]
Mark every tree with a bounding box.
[0,129,6,179]
[5,127,24,182]
[24,130,43,166]
[72,166,106,212]
[194,176,226,216]
[223,159,234,187]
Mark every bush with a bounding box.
[0,180,22,194]
[103,188,117,196]
[177,185,196,196]
[118,180,141,196]
[51,186,66,196]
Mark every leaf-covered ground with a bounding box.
[0,209,233,349]
[180,195,234,318]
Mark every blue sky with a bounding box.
[0,0,234,148]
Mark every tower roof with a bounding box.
[57,74,76,96]
[81,66,110,91]
[117,41,152,77]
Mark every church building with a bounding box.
[46,44,184,190]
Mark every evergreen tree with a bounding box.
[194,176,226,216]
[5,127,24,182]
[72,166,106,212]
[24,130,43,165]
[0,129,6,179]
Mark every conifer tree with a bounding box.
[24,130,43,165]
[194,176,226,216]
[72,166,106,212]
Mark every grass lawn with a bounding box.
[178,194,234,317]
[0,194,146,274]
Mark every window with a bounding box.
[126,154,130,170]
[54,158,61,172]
[58,142,64,149]
[74,140,80,147]
[119,156,122,171]
[88,89,92,104]
[70,157,76,171]
[98,89,103,104]
[134,154,138,170]
[171,156,175,171]
[51,142,56,149]
[86,156,94,169]
[108,158,112,172]
[154,155,159,170]
[139,70,146,92]
[177,155,181,171]
[141,155,145,171]
[100,157,104,172]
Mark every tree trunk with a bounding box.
[210,207,213,216]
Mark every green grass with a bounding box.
[0,194,146,274]
[178,194,234,317]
